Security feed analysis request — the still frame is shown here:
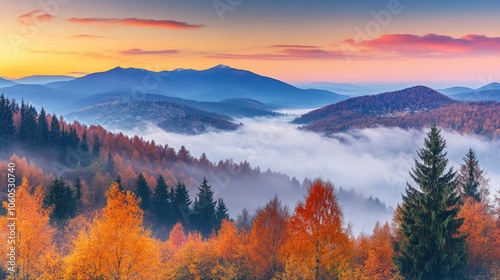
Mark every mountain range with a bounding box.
[0,65,348,112]
[439,82,500,101]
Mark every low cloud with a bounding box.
[121,114,500,232]
[67,17,205,30]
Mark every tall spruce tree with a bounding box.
[49,114,61,146]
[153,175,173,227]
[172,182,191,225]
[37,107,49,147]
[395,126,467,280]
[192,177,217,236]
[458,149,484,202]
[215,198,229,231]
[134,173,151,210]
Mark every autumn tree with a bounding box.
[212,220,248,279]
[284,179,352,280]
[395,126,467,280]
[0,178,61,279]
[358,222,401,280]
[458,198,500,280]
[457,148,489,202]
[64,183,161,279]
[248,196,290,279]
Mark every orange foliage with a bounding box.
[248,196,290,279]
[64,183,161,279]
[0,178,61,279]
[285,179,352,279]
[458,198,500,279]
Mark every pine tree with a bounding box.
[153,175,173,227]
[215,198,229,231]
[458,148,485,202]
[74,177,83,212]
[49,114,61,146]
[0,94,15,145]
[80,131,91,166]
[134,173,151,211]
[20,102,38,147]
[106,152,116,174]
[173,182,192,226]
[192,177,217,236]
[92,135,101,159]
[37,107,49,146]
[114,174,123,191]
[395,126,467,280]
[44,177,76,223]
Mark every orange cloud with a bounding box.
[18,10,54,25]
[344,33,500,57]
[67,17,205,29]
[120,49,179,55]
[70,34,107,39]
[269,45,319,49]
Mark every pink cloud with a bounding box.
[344,33,500,57]
[120,49,179,56]
[68,17,205,29]
[18,10,54,25]
[206,45,345,60]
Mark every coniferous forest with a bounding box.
[1,94,500,279]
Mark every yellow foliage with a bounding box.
[0,177,58,279]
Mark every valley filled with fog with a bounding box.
[116,110,500,233]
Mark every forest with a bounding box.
[1,94,500,279]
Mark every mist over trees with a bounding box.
[0,95,499,278]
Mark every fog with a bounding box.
[123,111,500,233]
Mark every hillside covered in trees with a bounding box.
[295,86,500,139]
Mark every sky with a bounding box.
[1,0,500,86]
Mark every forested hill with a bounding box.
[294,86,500,139]
[66,100,240,135]
[293,86,455,125]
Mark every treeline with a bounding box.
[1,126,500,279]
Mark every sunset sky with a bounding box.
[1,0,500,87]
